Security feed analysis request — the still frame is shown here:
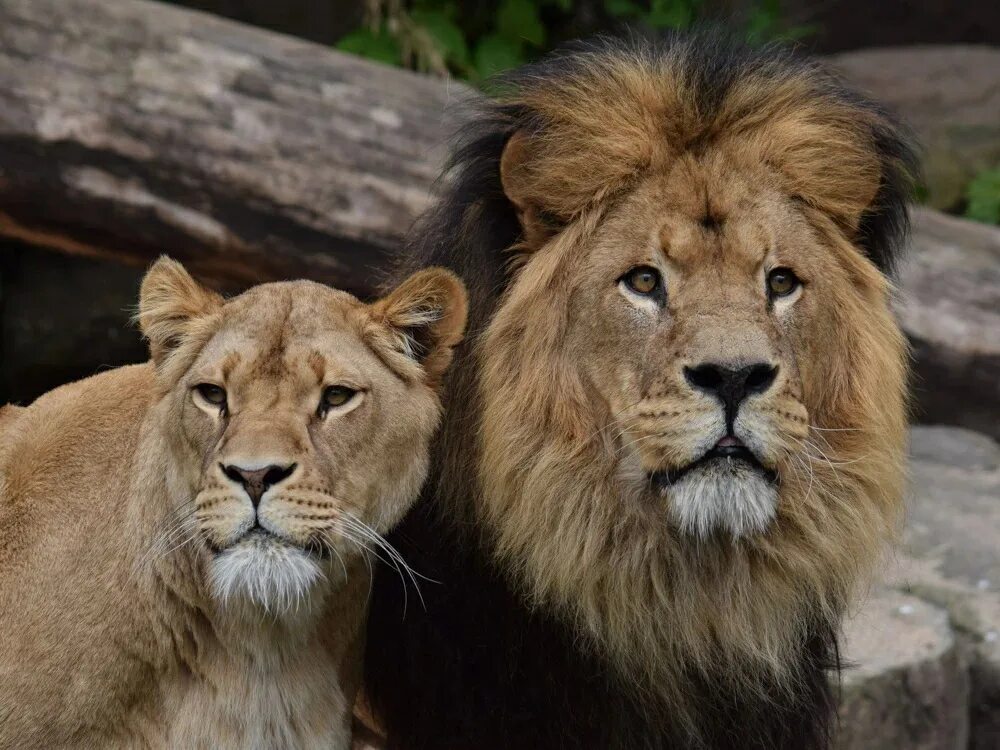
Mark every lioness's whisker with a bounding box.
[340,514,432,613]
[335,528,415,616]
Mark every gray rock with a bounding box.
[829,46,1000,212]
[837,589,968,750]
[898,209,1000,439]
[909,425,1000,472]
[888,426,1000,749]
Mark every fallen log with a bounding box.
[0,0,468,294]
[0,0,996,434]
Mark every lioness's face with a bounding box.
[140,261,466,611]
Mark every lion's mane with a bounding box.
[365,32,917,750]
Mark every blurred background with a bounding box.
[1,0,997,412]
[0,2,996,747]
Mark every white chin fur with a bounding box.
[209,536,324,614]
[667,461,778,539]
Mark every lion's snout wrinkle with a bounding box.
[222,462,297,507]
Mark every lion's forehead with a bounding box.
[581,180,799,294]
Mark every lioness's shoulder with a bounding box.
[3,363,156,461]
[0,404,23,434]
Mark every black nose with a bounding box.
[684,362,778,427]
[222,463,296,507]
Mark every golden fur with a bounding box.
[0,258,466,749]
[468,44,911,720]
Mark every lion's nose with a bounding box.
[684,362,778,425]
[221,463,297,508]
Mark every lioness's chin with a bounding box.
[663,462,779,539]
[208,534,326,613]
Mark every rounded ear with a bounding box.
[138,256,223,366]
[368,268,468,388]
[500,130,558,249]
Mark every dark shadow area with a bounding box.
[0,243,147,405]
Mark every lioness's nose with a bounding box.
[222,463,297,507]
[684,362,778,423]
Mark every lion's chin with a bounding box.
[208,532,327,615]
[660,460,779,540]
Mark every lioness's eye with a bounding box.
[767,268,801,298]
[195,383,227,408]
[622,266,661,296]
[320,386,357,415]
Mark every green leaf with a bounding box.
[965,168,1000,225]
[546,0,573,10]
[474,34,526,79]
[646,0,699,29]
[336,28,401,67]
[605,0,643,17]
[497,0,546,47]
[411,9,471,67]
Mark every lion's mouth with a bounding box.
[649,436,778,488]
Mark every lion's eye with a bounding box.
[195,383,227,408]
[622,266,661,296]
[767,268,801,298]
[320,386,357,415]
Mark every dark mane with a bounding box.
[365,31,915,750]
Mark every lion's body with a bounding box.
[0,262,466,750]
[366,33,916,749]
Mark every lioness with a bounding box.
[0,258,466,749]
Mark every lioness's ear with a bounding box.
[500,130,558,249]
[138,256,223,366]
[368,268,468,387]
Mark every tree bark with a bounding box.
[0,0,470,294]
[0,0,996,434]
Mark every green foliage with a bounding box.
[964,168,1000,225]
[336,0,814,83]
[337,26,401,66]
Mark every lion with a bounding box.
[364,33,918,749]
[0,257,467,749]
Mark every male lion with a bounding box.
[365,34,917,749]
[0,258,466,749]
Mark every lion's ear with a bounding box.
[138,257,223,366]
[368,268,468,387]
[500,130,559,249]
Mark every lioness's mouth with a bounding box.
[208,527,331,560]
[649,437,778,488]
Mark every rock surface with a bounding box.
[829,46,1000,212]
[840,426,1000,749]
[897,209,1000,439]
[894,426,1000,750]
[838,589,967,750]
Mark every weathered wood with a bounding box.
[0,0,470,294]
[0,1,997,435]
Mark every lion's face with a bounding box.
[473,53,911,692]
[565,162,847,539]
[139,260,466,612]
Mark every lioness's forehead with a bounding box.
[188,280,382,387]
[224,280,360,334]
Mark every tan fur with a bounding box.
[0,258,466,749]
[473,52,909,720]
